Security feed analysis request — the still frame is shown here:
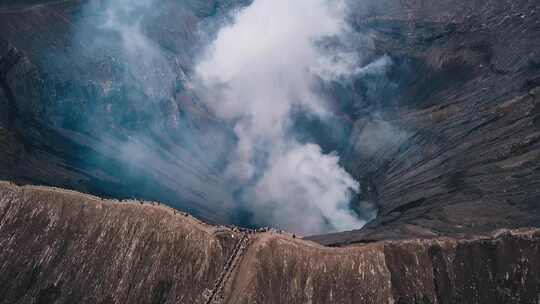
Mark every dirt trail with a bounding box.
[204,233,250,304]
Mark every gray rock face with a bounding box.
[0,0,539,238]
[0,2,540,301]
[1,182,539,304]
[1,0,539,239]
[311,0,540,244]
[0,0,245,224]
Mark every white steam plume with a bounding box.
[196,0,365,234]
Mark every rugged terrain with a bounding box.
[1,0,540,240]
[1,182,539,304]
[314,0,540,243]
[0,0,540,302]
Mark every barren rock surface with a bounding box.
[1,0,540,302]
[1,0,539,240]
[0,182,241,304]
[311,0,540,244]
[1,182,539,304]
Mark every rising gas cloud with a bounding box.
[50,0,402,234]
[195,0,366,234]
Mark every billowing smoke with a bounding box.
[195,0,365,234]
[248,144,362,234]
[40,0,407,234]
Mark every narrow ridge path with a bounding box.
[204,232,250,304]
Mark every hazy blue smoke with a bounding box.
[39,0,405,234]
[99,0,175,99]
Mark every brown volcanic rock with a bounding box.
[0,182,241,304]
[1,182,539,304]
[0,2,540,302]
[231,231,540,304]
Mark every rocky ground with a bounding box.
[312,0,540,244]
[1,182,539,304]
[1,0,539,240]
[1,0,540,302]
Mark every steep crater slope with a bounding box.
[0,182,539,304]
[1,0,540,302]
[0,0,539,238]
[0,0,249,224]
[312,0,540,243]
